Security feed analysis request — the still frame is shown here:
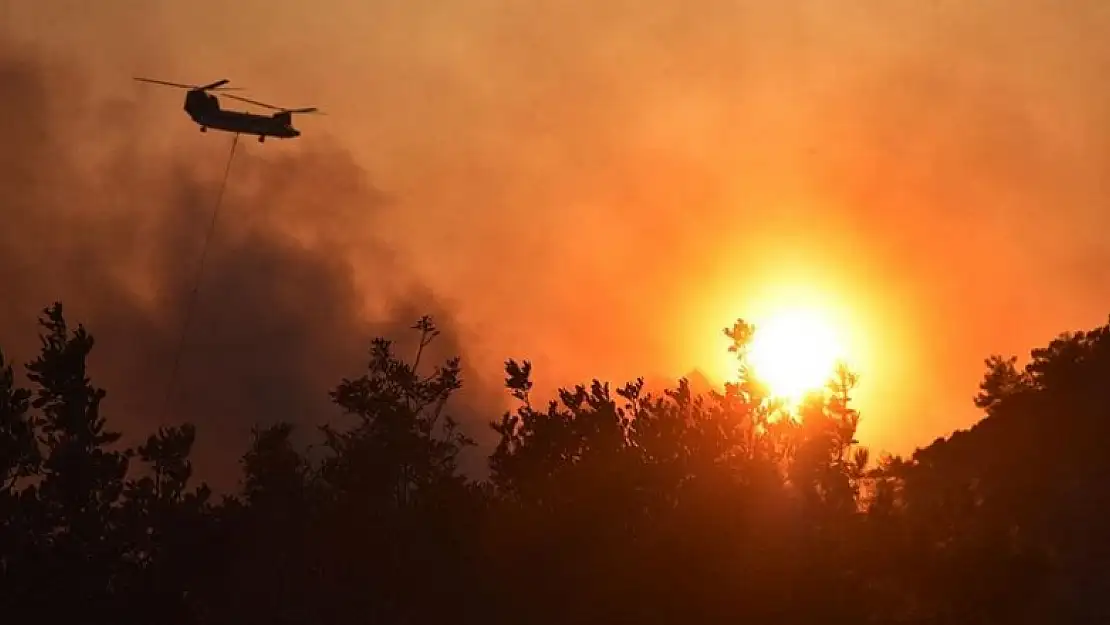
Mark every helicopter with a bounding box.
[133,77,320,143]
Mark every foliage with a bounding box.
[1,303,1108,623]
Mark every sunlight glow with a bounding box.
[746,308,846,402]
[686,259,882,420]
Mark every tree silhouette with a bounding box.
[13,303,131,621]
[0,345,39,611]
[869,321,1110,623]
[203,422,317,625]
[481,320,876,624]
[0,304,215,623]
[117,424,213,624]
[323,315,473,507]
[310,316,478,623]
[4,301,1110,623]
[0,347,37,491]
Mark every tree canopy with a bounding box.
[2,302,1108,623]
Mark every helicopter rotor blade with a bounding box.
[220,93,285,110]
[134,77,240,92]
[134,77,195,90]
[219,93,322,115]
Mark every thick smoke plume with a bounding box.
[0,40,501,489]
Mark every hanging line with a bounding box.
[163,132,241,411]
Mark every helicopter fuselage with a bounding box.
[183,90,300,141]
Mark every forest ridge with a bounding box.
[1,302,1108,623]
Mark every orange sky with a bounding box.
[5,1,1110,469]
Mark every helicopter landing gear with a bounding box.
[258,135,266,143]
[199,126,207,132]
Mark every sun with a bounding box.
[745,308,847,402]
[688,271,872,410]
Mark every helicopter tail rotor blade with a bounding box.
[285,107,320,114]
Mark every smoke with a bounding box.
[6,0,1110,471]
[0,39,502,490]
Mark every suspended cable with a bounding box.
[163,132,241,411]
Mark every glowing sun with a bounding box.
[746,308,847,402]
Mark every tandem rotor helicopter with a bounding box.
[134,77,321,143]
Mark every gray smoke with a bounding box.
[0,40,501,490]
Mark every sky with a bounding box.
[3,0,1110,487]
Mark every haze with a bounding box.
[3,0,1110,485]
